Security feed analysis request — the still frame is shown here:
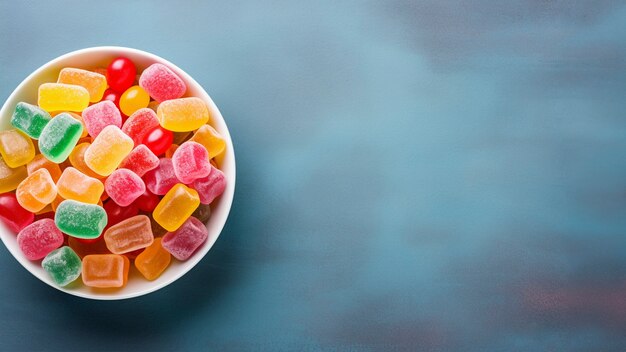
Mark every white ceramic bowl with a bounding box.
[0,46,236,300]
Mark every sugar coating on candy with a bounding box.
[11,102,52,139]
[58,68,107,103]
[161,217,208,260]
[121,108,160,145]
[103,215,153,254]
[38,113,84,163]
[82,254,129,288]
[193,166,227,205]
[16,168,58,212]
[17,218,64,260]
[118,145,159,177]
[38,83,90,112]
[82,100,122,138]
[157,97,210,132]
[55,200,108,239]
[0,129,35,167]
[42,246,82,286]
[172,141,211,184]
[56,167,104,204]
[139,63,186,103]
[84,125,134,176]
[105,169,145,206]
[144,158,179,195]
[0,157,28,193]
[153,184,200,232]
[0,193,34,233]
[27,154,62,183]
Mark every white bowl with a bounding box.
[0,46,236,300]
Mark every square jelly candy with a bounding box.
[42,246,82,286]
[39,113,84,163]
[11,102,52,139]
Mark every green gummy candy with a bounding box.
[42,246,82,287]
[10,102,52,139]
[38,113,83,163]
[55,200,107,239]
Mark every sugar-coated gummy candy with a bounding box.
[16,169,57,212]
[190,124,226,159]
[119,85,150,116]
[38,83,89,112]
[107,57,136,93]
[11,102,52,139]
[17,218,64,260]
[57,167,104,204]
[38,113,84,163]
[81,100,122,138]
[191,203,212,224]
[55,200,107,239]
[193,166,227,205]
[58,68,107,103]
[68,143,104,179]
[82,254,129,288]
[172,141,211,184]
[118,145,159,177]
[84,125,134,176]
[103,215,153,254]
[42,246,82,286]
[0,157,28,193]
[135,237,171,280]
[161,216,208,261]
[105,169,145,206]
[133,189,160,212]
[121,108,160,145]
[63,112,89,138]
[103,200,139,228]
[0,193,34,233]
[0,129,35,167]
[142,125,173,156]
[144,158,178,195]
[153,183,200,232]
[139,63,186,102]
[27,154,62,183]
[157,97,209,132]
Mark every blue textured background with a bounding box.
[1,1,626,351]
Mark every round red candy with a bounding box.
[107,57,136,93]
[0,193,34,233]
[142,125,173,156]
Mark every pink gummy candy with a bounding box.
[105,169,146,206]
[82,100,122,138]
[172,141,211,184]
[121,108,160,145]
[118,145,159,177]
[17,219,64,260]
[143,158,178,195]
[192,166,226,205]
[161,217,207,260]
[138,63,186,102]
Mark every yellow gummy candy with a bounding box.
[0,156,28,193]
[157,97,209,132]
[57,68,107,103]
[0,129,35,167]
[153,184,200,232]
[38,83,90,112]
[84,125,133,176]
[190,124,226,158]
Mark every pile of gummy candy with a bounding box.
[0,57,227,289]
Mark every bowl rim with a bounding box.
[0,46,236,300]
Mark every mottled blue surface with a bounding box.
[1,1,626,351]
